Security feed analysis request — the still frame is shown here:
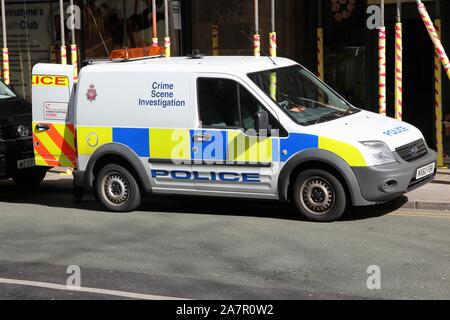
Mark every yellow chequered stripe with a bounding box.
[319,137,367,167]
[150,128,190,160]
[227,130,272,163]
[77,127,113,155]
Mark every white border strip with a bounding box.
[0,278,189,300]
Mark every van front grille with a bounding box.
[396,139,428,162]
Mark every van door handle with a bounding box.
[192,133,212,142]
[35,124,50,132]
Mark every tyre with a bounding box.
[95,164,141,212]
[13,166,48,188]
[292,169,347,222]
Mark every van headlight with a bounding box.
[360,141,397,166]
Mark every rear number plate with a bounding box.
[17,158,35,170]
[416,163,435,180]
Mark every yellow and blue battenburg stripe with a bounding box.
[76,127,367,166]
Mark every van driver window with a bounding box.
[197,78,280,132]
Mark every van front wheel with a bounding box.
[292,169,346,222]
[95,164,141,212]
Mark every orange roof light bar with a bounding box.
[110,46,165,60]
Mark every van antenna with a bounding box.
[86,5,110,57]
[241,30,277,65]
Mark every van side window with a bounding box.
[197,78,286,136]
[197,78,240,128]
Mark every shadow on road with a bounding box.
[0,176,407,222]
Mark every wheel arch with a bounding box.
[278,149,370,206]
[83,143,152,192]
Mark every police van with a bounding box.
[31,55,437,222]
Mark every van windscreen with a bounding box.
[248,65,359,126]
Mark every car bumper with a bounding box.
[351,149,437,203]
[0,138,35,179]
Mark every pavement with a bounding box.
[402,169,450,211]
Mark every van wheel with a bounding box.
[95,164,141,212]
[13,167,48,188]
[292,169,346,222]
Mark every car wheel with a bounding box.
[95,164,141,212]
[292,169,347,222]
[13,166,48,188]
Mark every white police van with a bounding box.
[31,55,436,222]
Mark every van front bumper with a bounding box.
[351,149,437,203]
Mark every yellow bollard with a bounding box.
[60,45,67,65]
[395,23,403,120]
[164,37,171,57]
[269,32,277,58]
[253,34,260,57]
[2,47,10,85]
[269,32,277,100]
[71,44,78,83]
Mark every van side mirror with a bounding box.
[255,110,270,132]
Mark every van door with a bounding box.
[192,75,282,196]
[32,64,77,168]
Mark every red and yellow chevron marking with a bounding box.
[395,23,403,120]
[33,122,77,168]
[378,26,387,116]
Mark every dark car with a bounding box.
[0,79,48,186]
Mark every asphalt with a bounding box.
[0,174,449,300]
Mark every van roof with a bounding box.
[82,56,297,75]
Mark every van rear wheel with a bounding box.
[292,169,346,222]
[95,164,141,212]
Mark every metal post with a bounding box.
[60,0,67,64]
[1,0,10,84]
[395,0,403,120]
[152,0,159,47]
[253,0,260,57]
[378,0,386,116]
[269,0,277,99]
